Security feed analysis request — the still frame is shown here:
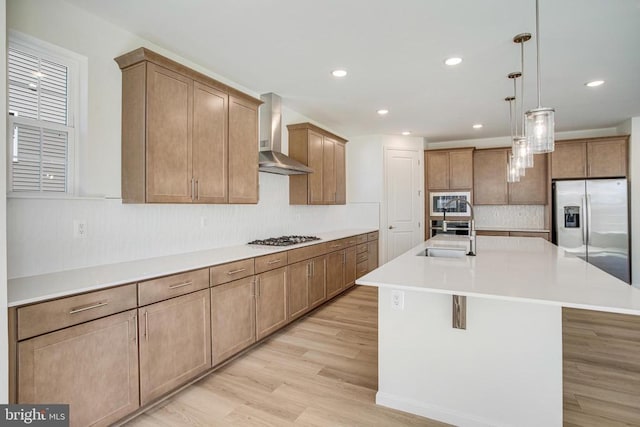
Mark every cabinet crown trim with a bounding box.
[114,47,262,106]
[287,122,348,143]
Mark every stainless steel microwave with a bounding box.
[429,191,472,217]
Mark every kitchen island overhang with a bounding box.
[357,236,640,427]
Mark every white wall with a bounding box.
[1,0,8,403]
[6,0,378,278]
[377,289,562,426]
[619,117,640,286]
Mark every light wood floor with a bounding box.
[125,285,446,426]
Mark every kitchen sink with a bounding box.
[418,247,467,258]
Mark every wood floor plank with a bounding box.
[126,286,445,426]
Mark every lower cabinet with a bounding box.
[326,250,345,299]
[18,310,139,427]
[367,240,379,272]
[308,256,326,309]
[345,246,357,288]
[255,266,288,340]
[288,260,311,320]
[138,289,211,405]
[211,276,256,366]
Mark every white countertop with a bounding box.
[357,235,640,315]
[9,228,376,307]
[475,226,550,232]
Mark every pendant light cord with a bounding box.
[536,0,542,108]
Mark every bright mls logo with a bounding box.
[1,405,68,426]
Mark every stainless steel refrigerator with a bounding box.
[553,179,630,283]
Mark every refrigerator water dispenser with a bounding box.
[564,206,580,228]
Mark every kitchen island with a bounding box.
[356,235,640,427]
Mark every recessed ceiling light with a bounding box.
[472,124,483,129]
[444,57,462,66]
[585,80,604,87]
[402,131,411,136]
[377,109,389,115]
[331,69,347,78]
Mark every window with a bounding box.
[7,34,82,195]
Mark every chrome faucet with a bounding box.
[443,198,476,256]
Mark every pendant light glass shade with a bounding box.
[513,136,534,168]
[507,153,521,183]
[526,107,555,153]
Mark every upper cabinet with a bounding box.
[426,148,474,190]
[288,123,348,205]
[551,136,628,179]
[115,48,261,204]
[473,148,548,205]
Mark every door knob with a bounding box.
[389,226,395,229]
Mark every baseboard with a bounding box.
[375,391,498,427]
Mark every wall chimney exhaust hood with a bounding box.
[259,93,313,175]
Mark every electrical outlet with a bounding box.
[73,220,87,239]
[200,216,208,228]
[391,290,404,310]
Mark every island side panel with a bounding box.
[376,288,562,427]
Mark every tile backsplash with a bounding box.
[474,205,545,230]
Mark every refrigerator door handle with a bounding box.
[581,196,587,245]
[586,194,592,246]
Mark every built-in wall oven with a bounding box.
[429,191,472,217]
[430,220,471,237]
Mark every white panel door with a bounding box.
[385,148,422,261]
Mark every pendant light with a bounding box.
[526,0,555,153]
[513,33,534,169]
[506,96,521,183]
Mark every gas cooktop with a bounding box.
[248,235,321,246]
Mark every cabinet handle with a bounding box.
[191,178,195,201]
[227,268,246,275]
[306,262,311,278]
[195,179,199,200]
[169,281,193,290]
[267,259,281,265]
[311,261,315,277]
[330,244,340,248]
[256,277,261,297]
[343,253,346,265]
[69,301,108,314]
[132,315,137,343]
[144,311,149,341]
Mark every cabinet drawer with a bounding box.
[356,234,368,244]
[326,240,344,252]
[367,231,379,241]
[476,230,510,237]
[356,252,368,264]
[138,268,209,306]
[17,284,137,340]
[210,259,255,286]
[356,261,368,277]
[343,236,358,247]
[356,243,368,254]
[255,252,288,274]
[288,243,328,264]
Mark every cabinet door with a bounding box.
[449,150,473,189]
[308,130,324,204]
[287,261,310,320]
[211,277,256,366]
[588,138,627,178]
[474,149,508,205]
[193,82,228,203]
[228,96,258,204]
[551,141,587,179]
[323,136,337,203]
[344,246,357,288]
[426,151,449,190]
[309,256,327,309]
[335,142,346,204]
[367,240,379,272]
[18,310,139,427]
[139,289,211,405]
[255,266,288,340]
[326,250,345,299]
[508,153,548,204]
[146,63,193,203]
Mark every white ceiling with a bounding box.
[66,0,640,141]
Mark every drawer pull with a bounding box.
[267,259,282,265]
[330,244,341,248]
[69,301,108,314]
[168,281,193,290]
[227,268,247,275]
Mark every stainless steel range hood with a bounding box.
[259,93,313,175]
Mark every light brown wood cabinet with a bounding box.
[326,250,345,299]
[367,239,379,272]
[308,256,327,309]
[115,47,261,204]
[287,256,326,320]
[474,148,548,205]
[288,123,348,205]
[211,276,256,366]
[551,136,628,179]
[255,266,288,340]
[138,289,211,405]
[18,310,139,427]
[426,148,474,190]
[344,245,357,288]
